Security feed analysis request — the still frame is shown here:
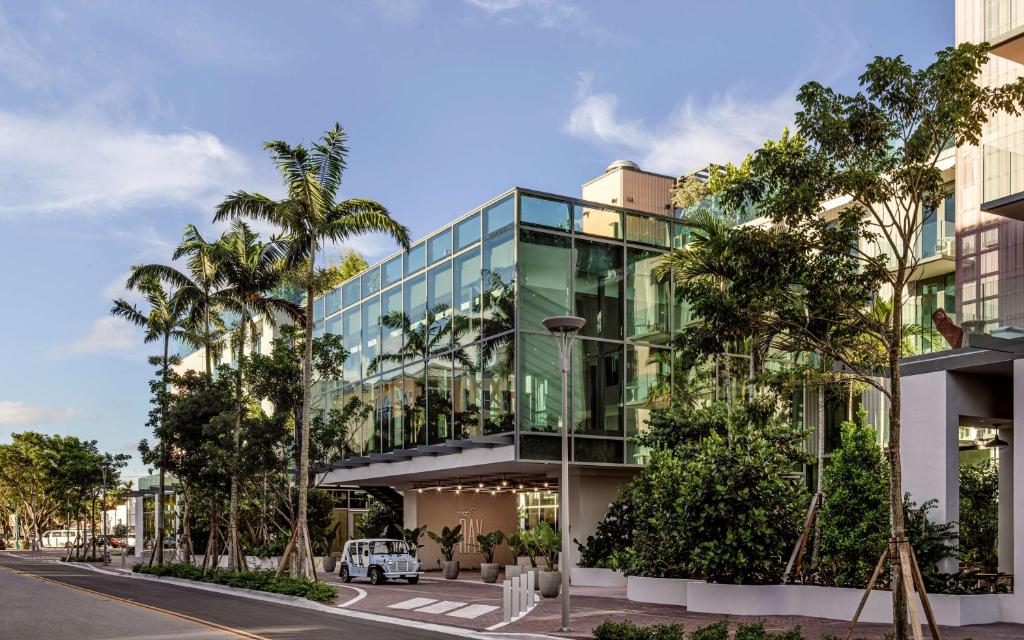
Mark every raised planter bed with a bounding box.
[626,576,701,607]
[573,567,626,588]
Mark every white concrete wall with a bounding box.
[568,473,629,568]
[1005,359,1024,622]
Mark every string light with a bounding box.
[417,488,423,494]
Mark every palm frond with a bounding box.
[327,199,411,248]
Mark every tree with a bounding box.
[112,269,197,564]
[215,123,409,579]
[334,249,369,282]
[213,220,302,571]
[704,44,1024,636]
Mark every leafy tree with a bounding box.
[358,496,400,538]
[216,123,409,579]
[694,44,1024,635]
[334,249,369,282]
[959,460,999,572]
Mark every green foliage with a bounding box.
[687,620,729,640]
[133,563,337,602]
[334,249,369,282]
[475,530,505,564]
[904,495,959,575]
[575,491,634,570]
[427,524,464,562]
[357,496,400,538]
[627,399,809,584]
[388,524,427,557]
[530,522,561,571]
[593,619,684,640]
[959,459,999,572]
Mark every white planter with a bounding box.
[572,567,626,588]
[626,576,700,607]
[685,582,1003,627]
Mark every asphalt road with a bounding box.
[0,555,473,640]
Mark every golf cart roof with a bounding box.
[347,538,404,544]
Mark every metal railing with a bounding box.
[983,133,1024,204]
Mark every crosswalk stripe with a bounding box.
[446,604,500,619]
[388,597,437,609]
[415,600,467,614]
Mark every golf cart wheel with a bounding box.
[369,567,386,585]
[407,576,419,584]
[340,565,351,583]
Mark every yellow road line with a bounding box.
[0,563,270,640]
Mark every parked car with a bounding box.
[339,538,420,585]
[41,529,90,548]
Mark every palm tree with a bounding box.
[212,220,303,571]
[214,123,409,578]
[111,271,196,565]
[367,304,475,375]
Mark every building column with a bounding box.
[566,471,628,569]
[999,429,1014,574]
[403,490,417,529]
[133,495,144,560]
[1008,359,1024,622]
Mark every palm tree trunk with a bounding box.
[154,335,170,565]
[227,316,247,572]
[204,287,212,377]
[180,483,192,565]
[295,240,317,580]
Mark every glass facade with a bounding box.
[313,188,682,466]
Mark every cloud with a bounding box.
[44,317,140,360]
[0,110,250,216]
[0,8,50,89]
[565,72,797,176]
[464,0,609,39]
[0,401,77,427]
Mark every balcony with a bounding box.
[985,0,1024,64]
[981,133,1024,220]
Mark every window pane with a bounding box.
[481,335,514,435]
[454,248,481,346]
[325,313,341,338]
[362,296,380,376]
[519,229,571,332]
[455,213,480,250]
[572,339,623,436]
[484,195,514,236]
[521,333,562,433]
[403,273,426,362]
[325,287,341,316]
[520,434,559,461]
[922,204,938,259]
[360,378,378,455]
[482,227,515,337]
[314,320,324,339]
[428,261,453,354]
[575,239,624,340]
[574,438,623,464]
[361,267,381,298]
[379,368,402,452]
[626,213,671,248]
[574,204,623,239]
[403,361,426,447]
[405,243,425,276]
[342,307,361,382]
[521,194,571,230]
[428,228,453,264]
[426,359,452,444]
[626,345,670,464]
[453,344,480,440]
[382,255,403,287]
[342,279,361,308]
[315,295,326,321]
[626,248,670,344]
[377,286,403,374]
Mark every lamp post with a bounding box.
[100,462,110,564]
[542,315,585,633]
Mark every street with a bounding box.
[0,555,475,640]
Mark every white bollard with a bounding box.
[519,573,528,613]
[527,570,535,607]
[511,575,521,617]
[503,579,512,623]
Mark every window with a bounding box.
[626,248,670,344]
[315,296,326,321]
[574,438,623,464]
[428,228,453,264]
[626,213,671,248]
[362,296,381,375]
[453,344,480,440]
[382,255,403,287]
[454,248,481,346]
[325,287,341,316]
[574,204,622,239]
[519,434,559,461]
[426,359,452,444]
[455,213,480,250]
[343,307,361,382]
[403,361,426,447]
[521,194,571,230]
[325,313,342,337]
[482,228,515,337]
[404,273,426,361]
[519,230,571,333]
[921,203,938,258]
[405,243,425,276]
[360,378,379,455]
[379,368,402,452]
[342,279,361,308]
[484,195,514,236]
[572,339,623,437]
[520,333,563,433]
[378,286,403,373]
[481,335,514,434]
[575,239,623,340]
[626,345,670,462]
[361,267,381,298]
[428,261,453,353]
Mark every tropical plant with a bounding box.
[215,123,410,579]
[531,522,561,571]
[959,459,999,572]
[367,304,475,374]
[475,530,505,564]
[574,491,634,570]
[388,524,427,557]
[427,525,463,562]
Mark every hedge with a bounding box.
[133,563,337,603]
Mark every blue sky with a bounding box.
[0,0,951,480]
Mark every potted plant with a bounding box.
[389,524,427,558]
[428,525,463,579]
[533,522,562,598]
[320,521,341,573]
[476,530,505,583]
[505,530,526,579]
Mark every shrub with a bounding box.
[592,619,684,640]
[132,563,337,602]
[575,490,634,570]
[688,619,729,640]
[959,459,999,572]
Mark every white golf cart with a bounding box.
[339,538,420,585]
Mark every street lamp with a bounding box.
[101,462,110,564]
[542,315,585,633]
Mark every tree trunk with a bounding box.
[889,286,908,640]
[153,334,171,565]
[227,315,247,572]
[295,239,317,580]
[811,363,827,567]
[180,484,192,565]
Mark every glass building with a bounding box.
[312,187,687,469]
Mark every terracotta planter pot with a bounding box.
[443,559,460,580]
[504,565,522,580]
[538,570,562,598]
[480,562,500,583]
